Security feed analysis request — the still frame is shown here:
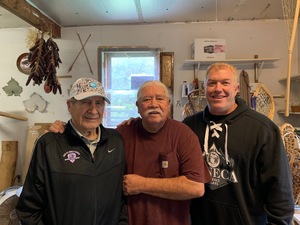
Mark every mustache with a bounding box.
[146,108,162,115]
[84,114,100,119]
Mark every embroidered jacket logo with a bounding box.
[63,151,80,163]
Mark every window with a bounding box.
[98,47,161,128]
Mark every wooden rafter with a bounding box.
[0,0,61,38]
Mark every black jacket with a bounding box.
[17,122,128,225]
[183,98,294,225]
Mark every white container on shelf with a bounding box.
[192,38,226,60]
[182,81,188,98]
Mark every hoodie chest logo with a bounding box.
[63,150,80,163]
[205,144,238,190]
[207,149,220,168]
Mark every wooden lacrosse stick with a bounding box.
[280,123,300,204]
[253,83,275,120]
[77,32,93,75]
[280,123,300,152]
[68,33,92,73]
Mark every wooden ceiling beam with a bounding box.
[0,0,61,38]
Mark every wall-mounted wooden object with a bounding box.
[0,141,18,190]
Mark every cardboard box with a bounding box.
[192,38,226,60]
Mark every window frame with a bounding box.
[98,47,162,82]
[97,47,163,127]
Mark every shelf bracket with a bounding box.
[197,62,201,70]
[196,62,201,78]
[254,61,265,82]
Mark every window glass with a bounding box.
[98,48,160,128]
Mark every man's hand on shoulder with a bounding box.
[116,117,139,127]
[48,120,66,133]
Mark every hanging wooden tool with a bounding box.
[68,33,92,73]
[239,70,250,107]
[253,55,259,83]
[77,32,93,75]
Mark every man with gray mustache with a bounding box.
[117,80,211,225]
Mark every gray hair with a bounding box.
[137,80,172,104]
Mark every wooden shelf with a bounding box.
[278,110,300,115]
[0,111,28,121]
[183,57,280,83]
[278,75,300,82]
[184,58,281,66]
[273,94,285,98]
[182,95,206,99]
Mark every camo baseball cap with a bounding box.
[69,78,110,104]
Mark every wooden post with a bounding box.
[22,123,51,184]
[0,141,18,191]
[22,126,41,184]
[285,0,300,117]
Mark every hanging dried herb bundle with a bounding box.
[25,30,62,95]
[26,34,46,86]
[44,37,62,94]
